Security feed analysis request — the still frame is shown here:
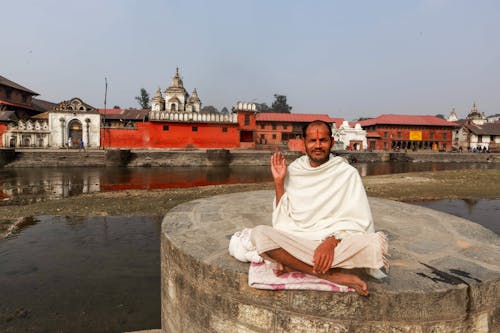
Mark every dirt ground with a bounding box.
[1,169,499,239]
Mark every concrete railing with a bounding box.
[149,111,238,124]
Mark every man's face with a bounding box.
[304,124,332,167]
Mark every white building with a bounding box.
[48,98,101,148]
[454,103,500,151]
[332,120,367,150]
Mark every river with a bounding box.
[0,162,498,332]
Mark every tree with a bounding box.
[356,117,372,121]
[135,88,150,109]
[220,107,229,114]
[113,105,120,109]
[271,94,292,113]
[435,114,445,119]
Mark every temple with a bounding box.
[151,68,201,113]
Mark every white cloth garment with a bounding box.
[273,154,374,241]
[228,228,263,263]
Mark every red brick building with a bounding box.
[255,113,343,151]
[359,114,457,151]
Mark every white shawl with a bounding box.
[273,154,374,241]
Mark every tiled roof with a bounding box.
[0,75,39,95]
[98,108,124,115]
[358,114,458,127]
[256,113,344,126]
[465,123,500,136]
[98,108,149,120]
[0,98,36,110]
[32,98,56,112]
[0,110,18,122]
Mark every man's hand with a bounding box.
[313,236,339,274]
[271,152,287,205]
[271,152,287,184]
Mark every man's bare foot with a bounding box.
[273,263,293,276]
[322,270,368,296]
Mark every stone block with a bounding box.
[236,303,275,331]
[276,312,348,333]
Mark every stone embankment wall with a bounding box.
[161,191,500,332]
[1,148,498,168]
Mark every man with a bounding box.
[251,120,387,296]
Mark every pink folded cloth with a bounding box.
[248,262,354,292]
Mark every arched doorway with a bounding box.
[68,119,83,146]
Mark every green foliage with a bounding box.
[271,94,292,113]
[435,114,445,119]
[135,88,150,109]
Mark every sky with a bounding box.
[3,0,500,120]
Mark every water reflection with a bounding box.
[0,215,161,333]
[1,162,498,205]
[411,199,499,235]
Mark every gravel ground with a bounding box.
[1,169,499,239]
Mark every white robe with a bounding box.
[273,154,374,241]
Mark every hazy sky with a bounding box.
[3,0,499,119]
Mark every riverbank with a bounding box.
[1,169,499,239]
[1,148,499,168]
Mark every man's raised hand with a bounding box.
[271,152,286,205]
[271,152,287,184]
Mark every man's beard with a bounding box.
[307,149,330,165]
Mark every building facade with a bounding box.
[455,103,500,151]
[48,98,101,148]
[254,112,343,151]
[359,114,457,151]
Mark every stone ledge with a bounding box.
[161,190,500,332]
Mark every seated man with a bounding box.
[251,120,388,296]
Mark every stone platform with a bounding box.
[161,190,500,332]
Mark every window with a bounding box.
[283,124,288,129]
[478,135,482,143]
[22,95,27,103]
[442,132,447,140]
[272,134,277,139]
[222,127,228,133]
[397,132,402,139]
[244,114,250,126]
[192,126,198,132]
[383,142,387,149]
[163,125,169,131]
[383,132,388,139]
[272,124,277,130]
[430,132,434,140]
[5,88,12,99]
[260,123,265,129]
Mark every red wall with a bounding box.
[101,121,240,149]
[0,123,7,147]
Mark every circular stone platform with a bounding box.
[161,190,500,333]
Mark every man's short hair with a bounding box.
[302,120,332,138]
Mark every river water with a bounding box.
[0,162,498,332]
